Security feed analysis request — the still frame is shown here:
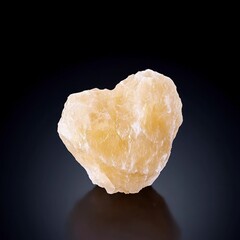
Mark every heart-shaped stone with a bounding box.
[58,69,183,194]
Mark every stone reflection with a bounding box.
[68,186,180,240]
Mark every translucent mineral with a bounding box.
[57,69,183,194]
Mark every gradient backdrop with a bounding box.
[1,31,239,240]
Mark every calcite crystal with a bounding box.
[58,69,183,194]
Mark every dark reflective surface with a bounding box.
[68,186,180,240]
[1,57,239,240]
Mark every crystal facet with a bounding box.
[57,69,183,194]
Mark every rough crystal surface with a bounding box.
[57,69,183,194]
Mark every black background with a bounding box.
[1,11,239,240]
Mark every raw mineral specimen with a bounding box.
[57,69,183,194]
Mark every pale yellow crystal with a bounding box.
[57,69,183,194]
